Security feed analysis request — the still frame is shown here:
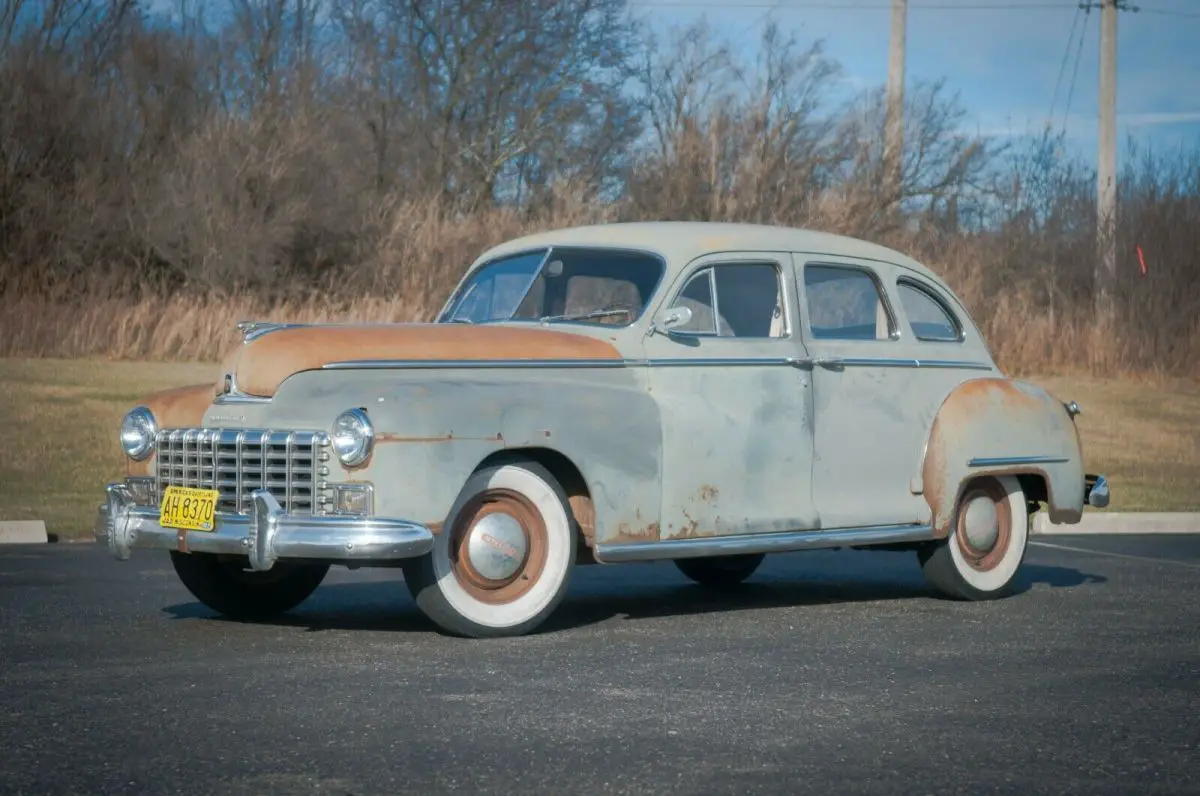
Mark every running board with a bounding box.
[593,523,935,563]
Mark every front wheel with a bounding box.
[918,474,1029,600]
[674,553,764,587]
[402,460,577,638]
[170,552,329,619]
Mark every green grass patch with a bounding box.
[0,359,219,539]
[1031,374,1200,512]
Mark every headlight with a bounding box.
[120,406,158,461]
[331,408,374,467]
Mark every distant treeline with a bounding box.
[0,0,1197,376]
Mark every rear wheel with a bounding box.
[402,460,576,638]
[170,552,328,619]
[919,474,1028,600]
[674,553,764,587]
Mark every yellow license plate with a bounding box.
[159,486,219,532]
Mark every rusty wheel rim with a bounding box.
[449,488,548,605]
[954,477,1012,573]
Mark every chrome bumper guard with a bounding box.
[1084,473,1110,509]
[94,482,434,571]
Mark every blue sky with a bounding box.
[629,0,1200,168]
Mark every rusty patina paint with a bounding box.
[922,377,1084,537]
[125,383,214,477]
[227,324,623,398]
[568,495,596,547]
[605,522,661,546]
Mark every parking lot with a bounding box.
[2,533,1198,795]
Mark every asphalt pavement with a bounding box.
[2,534,1198,795]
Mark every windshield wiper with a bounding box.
[538,309,632,324]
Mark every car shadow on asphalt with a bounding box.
[159,558,1106,636]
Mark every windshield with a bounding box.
[440,247,665,327]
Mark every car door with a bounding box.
[642,252,819,540]
[795,256,941,529]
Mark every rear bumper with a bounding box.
[94,482,434,571]
[1084,473,1110,508]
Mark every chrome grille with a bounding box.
[154,428,330,515]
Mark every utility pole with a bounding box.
[886,0,907,199]
[1096,0,1118,313]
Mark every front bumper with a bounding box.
[94,482,434,571]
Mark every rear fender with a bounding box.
[921,377,1085,537]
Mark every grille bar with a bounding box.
[155,428,329,515]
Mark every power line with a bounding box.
[1059,1,1090,136]
[1048,3,1083,128]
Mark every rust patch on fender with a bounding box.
[426,521,444,535]
[125,383,214,477]
[568,495,596,546]
[698,485,719,502]
[230,324,623,397]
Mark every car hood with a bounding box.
[217,323,623,398]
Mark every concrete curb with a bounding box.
[0,520,49,544]
[1034,512,1200,535]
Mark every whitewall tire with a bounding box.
[919,474,1029,600]
[402,459,577,638]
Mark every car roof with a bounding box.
[473,221,947,287]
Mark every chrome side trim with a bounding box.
[593,523,934,563]
[320,357,993,371]
[647,357,796,367]
[322,358,631,370]
[95,483,434,567]
[813,357,993,370]
[967,455,1069,467]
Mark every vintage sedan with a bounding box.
[95,222,1110,637]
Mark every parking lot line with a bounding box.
[1030,539,1200,568]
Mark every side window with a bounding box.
[897,280,962,342]
[804,264,893,341]
[669,263,784,338]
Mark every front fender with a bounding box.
[248,367,663,542]
[921,377,1085,536]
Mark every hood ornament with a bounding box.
[236,321,303,343]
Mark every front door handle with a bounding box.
[786,356,844,369]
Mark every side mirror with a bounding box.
[650,305,692,336]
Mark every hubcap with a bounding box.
[962,495,999,551]
[449,488,548,604]
[465,512,528,582]
[954,478,1013,572]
